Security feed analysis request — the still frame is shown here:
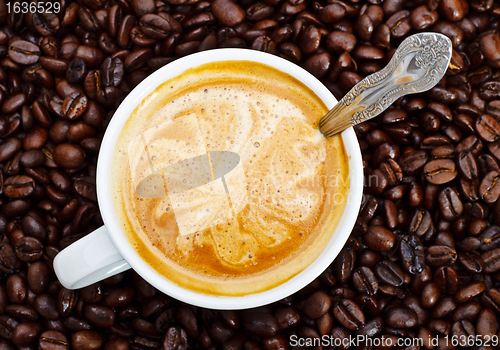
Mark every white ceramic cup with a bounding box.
[53,48,363,310]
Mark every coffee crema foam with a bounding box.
[112,61,349,296]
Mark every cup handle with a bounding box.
[53,226,131,289]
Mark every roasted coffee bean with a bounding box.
[6,273,27,304]
[476,308,498,339]
[482,288,500,312]
[8,40,40,65]
[83,70,102,100]
[438,187,463,220]
[300,52,328,79]
[62,92,88,120]
[400,150,428,175]
[124,48,152,72]
[363,226,395,251]
[458,252,484,273]
[0,92,27,114]
[455,281,485,303]
[319,4,345,23]
[62,316,91,332]
[430,145,455,160]
[241,311,278,337]
[480,226,500,251]
[482,248,500,273]
[478,153,500,175]
[333,245,355,284]
[325,31,356,54]
[400,234,425,274]
[71,330,102,350]
[2,199,31,218]
[0,313,19,340]
[104,337,129,350]
[476,114,500,141]
[479,32,500,68]
[332,299,365,331]
[163,326,188,350]
[404,295,429,326]
[66,57,86,83]
[352,45,384,60]
[431,296,457,319]
[372,143,399,167]
[14,236,43,262]
[22,211,46,241]
[11,321,43,346]
[27,260,49,293]
[80,283,102,303]
[131,317,157,336]
[84,304,115,328]
[52,144,85,169]
[155,308,175,333]
[66,121,95,144]
[34,294,59,320]
[80,101,104,128]
[0,137,21,162]
[302,291,331,319]
[421,282,440,308]
[105,287,135,308]
[275,307,301,333]
[352,267,378,295]
[457,151,478,180]
[100,57,124,87]
[375,260,404,286]
[425,245,458,266]
[434,266,459,294]
[252,36,276,54]
[479,171,500,203]
[5,303,38,320]
[3,175,35,199]
[0,235,22,272]
[19,149,44,168]
[380,159,403,186]
[211,0,245,26]
[451,300,482,322]
[408,208,434,239]
[386,10,411,38]
[39,330,68,350]
[174,305,197,338]
[424,159,457,184]
[410,5,438,30]
[354,15,373,42]
[0,286,6,315]
[451,320,475,346]
[140,14,171,39]
[45,185,71,206]
[58,287,77,317]
[75,46,104,68]
[31,101,52,128]
[479,81,500,100]
[385,306,417,328]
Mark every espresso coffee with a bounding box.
[111,61,349,296]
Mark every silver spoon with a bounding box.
[319,32,453,137]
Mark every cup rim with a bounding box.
[97,48,363,309]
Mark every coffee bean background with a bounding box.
[0,0,499,349]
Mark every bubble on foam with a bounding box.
[119,75,346,279]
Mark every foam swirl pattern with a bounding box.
[112,61,349,296]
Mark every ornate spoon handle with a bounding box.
[319,32,453,138]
